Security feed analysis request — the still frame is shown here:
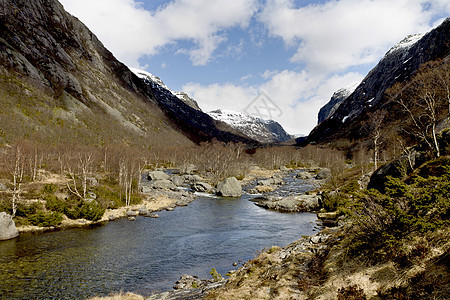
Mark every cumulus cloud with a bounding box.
[183,70,364,134]
[259,0,448,74]
[60,0,258,67]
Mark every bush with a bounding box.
[337,285,366,300]
[41,183,57,195]
[44,194,66,213]
[64,201,105,221]
[209,268,223,282]
[28,211,63,227]
[348,158,450,261]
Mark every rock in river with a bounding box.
[0,212,19,240]
[192,182,213,193]
[147,171,170,181]
[216,177,242,197]
[252,194,321,212]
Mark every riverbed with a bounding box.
[0,181,319,299]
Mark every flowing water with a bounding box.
[0,173,319,299]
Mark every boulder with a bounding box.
[0,212,19,240]
[258,174,283,186]
[296,171,313,180]
[183,175,204,184]
[150,180,177,190]
[138,206,150,216]
[316,168,331,180]
[216,177,242,197]
[272,174,283,185]
[171,175,185,187]
[253,194,321,212]
[147,171,170,181]
[126,210,138,217]
[192,182,213,193]
[180,164,197,175]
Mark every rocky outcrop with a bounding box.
[318,82,359,123]
[0,212,19,240]
[216,177,242,197]
[252,194,321,212]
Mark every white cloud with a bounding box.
[260,0,448,74]
[60,0,258,67]
[183,70,364,135]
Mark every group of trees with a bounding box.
[359,59,449,172]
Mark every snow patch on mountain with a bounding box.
[130,67,201,111]
[385,33,425,56]
[208,109,292,143]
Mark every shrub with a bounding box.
[337,285,366,300]
[41,183,57,195]
[64,201,105,221]
[209,268,223,282]
[348,158,450,261]
[44,194,66,213]
[28,211,63,227]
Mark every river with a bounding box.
[0,179,319,299]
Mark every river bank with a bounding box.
[13,166,329,235]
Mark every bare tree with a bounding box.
[366,110,387,170]
[389,60,449,158]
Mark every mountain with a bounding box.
[130,68,202,111]
[0,0,255,146]
[207,109,292,143]
[317,82,359,124]
[305,18,450,145]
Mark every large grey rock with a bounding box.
[192,182,213,193]
[316,168,331,180]
[0,212,19,240]
[252,194,321,212]
[171,175,185,186]
[152,180,177,190]
[216,177,242,197]
[180,164,197,175]
[147,171,170,181]
[258,174,283,186]
[183,175,204,184]
[296,171,313,179]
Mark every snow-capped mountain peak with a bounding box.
[130,67,169,90]
[207,109,292,143]
[130,67,201,111]
[385,33,425,56]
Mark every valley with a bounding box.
[0,0,449,299]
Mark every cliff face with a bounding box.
[307,18,450,145]
[317,82,359,124]
[0,0,254,145]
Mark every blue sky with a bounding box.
[59,0,449,135]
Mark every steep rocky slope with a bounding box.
[207,109,292,143]
[306,18,450,145]
[0,0,254,146]
[317,82,359,124]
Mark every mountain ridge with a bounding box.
[207,109,293,144]
[305,18,450,145]
[0,0,256,146]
